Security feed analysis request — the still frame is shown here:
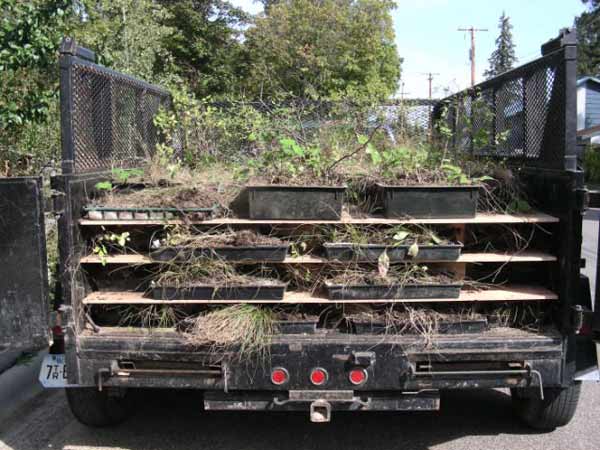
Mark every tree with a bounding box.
[157,0,249,98]
[243,0,401,101]
[484,12,517,79]
[576,0,600,76]
[74,0,173,82]
[0,0,76,131]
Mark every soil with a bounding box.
[327,267,455,286]
[94,182,243,215]
[170,229,284,248]
[247,172,346,187]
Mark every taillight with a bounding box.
[271,367,289,385]
[310,368,328,386]
[349,368,368,385]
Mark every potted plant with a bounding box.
[324,265,462,301]
[322,225,462,262]
[86,166,241,220]
[151,258,287,300]
[245,138,346,220]
[361,145,492,218]
[151,228,290,262]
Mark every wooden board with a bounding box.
[79,251,558,265]
[78,211,559,227]
[82,286,558,305]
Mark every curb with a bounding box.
[0,350,47,422]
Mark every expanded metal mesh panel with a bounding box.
[70,62,170,173]
[434,49,567,168]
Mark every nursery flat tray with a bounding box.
[275,319,319,334]
[323,242,463,262]
[84,206,214,221]
[325,282,463,301]
[248,185,346,220]
[352,317,488,335]
[150,245,290,262]
[323,243,407,262]
[377,183,479,219]
[152,284,286,301]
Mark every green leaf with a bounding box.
[365,144,382,165]
[95,181,113,191]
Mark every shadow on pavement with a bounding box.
[8,388,546,450]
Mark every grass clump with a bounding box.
[153,257,281,288]
[184,305,276,360]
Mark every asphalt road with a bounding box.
[1,214,600,450]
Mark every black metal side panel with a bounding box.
[0,177,49,351]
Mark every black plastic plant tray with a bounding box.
[376,184,479,219]
[352,317,488,335]
[275,319,319,334]
[323,242,463,262]
[325,282,462,301]
[248,185,345,220]
[151,245,290,262]
[323,243,407,261]
[83,206,214,221]
[405,242,463,261]
[152,284,286,300]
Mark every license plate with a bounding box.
[39,354,68,388]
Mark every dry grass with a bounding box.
[183,305,276,361]
[152,257,281,288]
[164,227,284,248]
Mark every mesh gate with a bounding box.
[59,30,576,174]
[432,29,577,170]
[60,38,171,174]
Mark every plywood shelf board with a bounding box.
[78,211,559,227]
[79,251,557,265]
[82,286,558,305]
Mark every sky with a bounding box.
[229,0,588,98]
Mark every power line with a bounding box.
[458,26,489,87]
[420,72,440,99]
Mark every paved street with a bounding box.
[1,213,599,450]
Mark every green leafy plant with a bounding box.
[94,181,113,191]
[92,227,131,266]
[111,167,144,184]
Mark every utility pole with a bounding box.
[420,72,440,99]
[458,26,488,87]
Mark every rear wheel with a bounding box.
[511,382,581,431]
[65,387,132,427]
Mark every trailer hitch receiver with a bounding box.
[310,400,332,423]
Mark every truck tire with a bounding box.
[65,387,131,427]
[511,382,581,431]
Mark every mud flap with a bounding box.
[0,177,49,351]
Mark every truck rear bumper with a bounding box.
[73,327,565,392]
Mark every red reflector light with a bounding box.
[271,368,289,385]
[349,368,368,385]
[310,368,328,386]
